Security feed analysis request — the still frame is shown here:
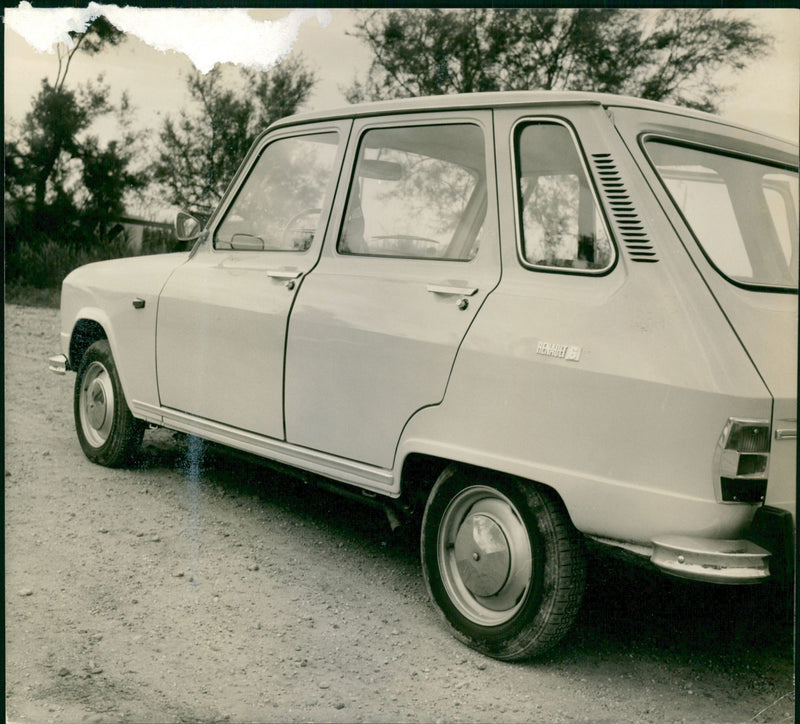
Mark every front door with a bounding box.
[156,122,349,438]
[284,113,501,467]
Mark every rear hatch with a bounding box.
[710,288,797,519]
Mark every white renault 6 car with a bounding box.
[51,91,797,660]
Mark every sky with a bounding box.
[3,6,799,216]
[4,8,369,136]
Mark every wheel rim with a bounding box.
[79,361,115,448]
[438,485,533,626]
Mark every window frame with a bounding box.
[640,132,799,294]
[335,121,489,263]
[210,127,344,254]
[511,116,617,276]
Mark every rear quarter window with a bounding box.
[514,121,615,274]
[644,139,798,291]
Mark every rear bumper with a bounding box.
[592,506,795,585]
[650,535,770,584]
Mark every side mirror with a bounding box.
[175,211,202,242]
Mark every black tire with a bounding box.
[421,465,586,660]
[74,339,144,467]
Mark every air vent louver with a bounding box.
[592,153,658,263]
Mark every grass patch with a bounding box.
[5,283,61,309]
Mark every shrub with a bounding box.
[6,232,134,289]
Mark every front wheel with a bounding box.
[74,339,144,467]
[421,465,586,660]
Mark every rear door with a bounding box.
[284,112,501,467]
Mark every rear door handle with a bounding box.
[266,270,303,280]
[426,284,478,296]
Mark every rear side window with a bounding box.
[515,122,614,273]
[645,140,798,290]
[338,124,486,261]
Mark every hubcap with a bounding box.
[87,379,107,429]
[438,486,533,626]
[454,514,510,596]
[79,361,115,448]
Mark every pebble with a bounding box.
[58,668,70,677]
[334,703,345,710]
[99,528,109,534]
[476,661,487,670]
[247,564,260,571]
[173,571,185,578]
[150,535,161,542]
[18,589,33,597]
[319,683,330,689]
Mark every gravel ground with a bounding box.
[4,302,795,723]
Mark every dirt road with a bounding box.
[4,303,795,723]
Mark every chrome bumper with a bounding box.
[650,535,770,584]
[48,354,69,375]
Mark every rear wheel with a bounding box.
[421,465,585,660]
[74,339,144,467]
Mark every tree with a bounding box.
[153,57,315,210]
[346,9,771,112]
[54,15,123,91]
[4,16,144,246]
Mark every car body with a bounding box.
[51,91,797,660]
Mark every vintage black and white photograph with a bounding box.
[5,5,797,723]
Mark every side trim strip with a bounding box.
[131,401,397,495]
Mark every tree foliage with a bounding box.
[153,58,316,210]
[54,15,124,91]
[346,9,771,112]
[4,16,144,251]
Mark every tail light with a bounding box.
[714,418,770,503]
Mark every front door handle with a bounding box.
[266,270,303,280]
[426,284,478,296]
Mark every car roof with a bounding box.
[271,90,780,141]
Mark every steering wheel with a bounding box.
[281,208,322,250]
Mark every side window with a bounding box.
[338,124,486,260]
[516,123,614,272]
[645,140,798,289]
[763,174,798,267]
[215,132,339,251]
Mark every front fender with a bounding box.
[61,253,189,412]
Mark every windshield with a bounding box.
[645,140,798,290]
